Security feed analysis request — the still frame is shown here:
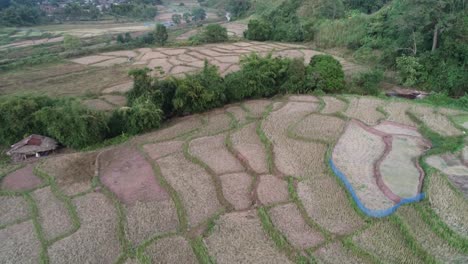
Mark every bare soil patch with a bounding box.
[219,173,253,210]
[145,236,197,263]
[257,175,289,205]
[101,81,133,94]
[426,153,468,197]
[71,55,114,65]
[1,164,43,192]
[269,203,324,249]
[92,57,128,67]
[189,135,244,175]
[288,95,319,102]
[380,136,429,198]
[231,123,268,174]
[333,121,395,210]
[170,65,198,75]
[321,96,346,114]
[226,105,248,124]
[99,95,127,107]
[161,48,187,56]
[140,51,168,61]
[0,196,30,226]
[427,172,468,236]
[292,114,346,142]
[314,242,372,264]
[298,179,364,235]
[0,220,41,264]
[157,152,222,227]
[274,49,305,59]
[410,106,463,136]
[48,192,121,264]
[134,115,201,143]
[40,152,97,196]
[344,97,385,125]
[383,101,417,127]
[205,210,292,264]
[101,51,138,58]
[99,147,170,205]
[373,121,422,138]
[397,206,467,263]
[243,100,272,118]
[143,140,184,160]
[352,221,423,263]
[32,187,73,240]
[82,99,115,111]
[125,200,178,246]
[215,56,240,64]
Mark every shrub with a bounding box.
[154,24,168,46]
[172,61,225,114]
[308,55,345,93]
[280,58,310,94]
[351,69,384,95]
[192,8,207,21]
[33,100,108,149]
[200,24,228,43]
[63,34,81,50]
[244,19,271,41]
[396,55,427,87]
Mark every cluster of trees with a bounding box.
[0,0,44,26]
[171,7,207,26]
[0,53,347,149]
[189,24,228,44]
[110,1,158,21]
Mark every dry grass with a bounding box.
[0,220,41,264]
[383,101,418,127]
[226,105,248,125]
[380,136,428,198]
[297,179,364,235]
[427,172,468,236]
[101,81,133,94]
[344,97,385,125]
[195,113,232,137]
[0,195,30,226]
[145,236,197,263]
[48,192,121,263]
[292,114,346,143]
[373,122,422,138]
[99,95,127,107]
[157,152,222,227]
[93,57,129,67]
[244,100,273,118]
[321,96,346,114]
[352,220,424,263]
[314,242,372,264]
[397,206,467,263]
[189,135,244,175]
[142,141,184,160]
[333,122,394,210]
[71,55,114,65]
[32,187,73,241]
[269,203,324,249]
[204,210,292,264]
[219,173,253,210]
[134,115,202,143]
[410,106,463,137]
[1,164,43,192]
[257,175,289,206]
[39,152,97,196]
[231,123,269,174]
[288,95,319,103]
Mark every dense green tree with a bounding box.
[244,19,271,41]
[200,24,228,43]
[154,23,168,46]
[183,12,191,23]
[63,34,81,50]
[192,7,206,21]
[226,0,251,19]
[308,55,345,93]
[172,13,181,25]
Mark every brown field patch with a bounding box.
[314,242,372,264]
[257,175,289,205]
[157,152,222,227]
[397,206,467,263]
[223,64,240,75]
[143,140,184,160]
[169,65,198,75]
[71,55,114,65]
[214,56,239,64]
[410,106,463,136]
[232,42,253,47]
[101,50,138,58]
[243,99,272,118]
[352,220,423,263]
[140,51,168,61]
[99,95,127,106]
[427,172,468,235]
[48,192,120,263]
[99,147,169,205]
[373,121,422,137]
[269,203,324,249]
[101,81,133,94]
[177,53,201,63]
[0,220,41,264]
[333,121,395,210]
[205,210,292,264]
[0,196,30,226]
[189,135,244,175]
[231,123,268,174]
[274,49,305,59]
[134,115,202,143]
[288,95,319,102]
[195,48,226,57]
[226,105,248,124]
[1,164,43,192]
[209,61,232,74]
[92,57,128,67]
[298,178,364,235]
[321,96,346,114]
[292,114,346,142]
[380,136,429,198]
[82,98,115,111]
[145,236,197,263]
[344,97,385,125]
[147,58,173,74]
[219,172,253,210]
[161,48,187,56]
[32,187,73,240]
[125,200,178,246]
[39,152,97,196]
[383,101,417,126]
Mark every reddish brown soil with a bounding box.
[99,147,170,205]
[1,164,43,192]
[257,175,289,205]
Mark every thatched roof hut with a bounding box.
[7,135,58,161]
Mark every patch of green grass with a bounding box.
[255,104,275,174]
[190,236,215,264]
[24,193,49,264]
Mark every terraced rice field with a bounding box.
[1,94,467,263]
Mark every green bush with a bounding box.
[280,57,311,94]
[172,61,226,114]
[396,56,427,87]
[201,24,228,43]
[154,24,168,46]
[308,55,345,93]
[351,69,384,95]
[244,19,271,41]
